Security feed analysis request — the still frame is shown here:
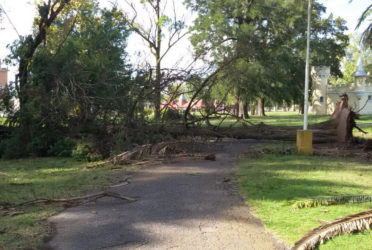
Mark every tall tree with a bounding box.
[16,0,71,110]
[355,3,372,49]
[2,0,134,157]
[122,0,188,120]
[186,0,348,116]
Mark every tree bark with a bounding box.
[257,98,265,116]
[238,99,245,119]
[154,0,162,121]
[243,103,249,119]
[251,104,256,115]
[17,1,71,110]
[299,103,304,115]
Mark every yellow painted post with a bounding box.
[296,130,313,155]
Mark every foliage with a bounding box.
[355,4,372,49]
[71,141,103,162]
[47,139,75,157]
[330,33,372,85]
[186,0,349,113]
[1,0,140,158]
[122,0,189,120]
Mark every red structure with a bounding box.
[161,94,205,112]
[0,63,7,90]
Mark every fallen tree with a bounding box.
[292,209,372,250]
[1,191,136,210]
[174,93,367,145]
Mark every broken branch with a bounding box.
[6,191,136,208]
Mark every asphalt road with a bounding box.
[46,139,285,250]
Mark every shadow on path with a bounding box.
[46,140,286,250]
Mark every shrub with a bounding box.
[72,142,103,162]
[47,139,75,157]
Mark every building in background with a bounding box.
[161,94,205,113]
[0,59,8,117]
[311,52,372,115]
[0,60,7,90]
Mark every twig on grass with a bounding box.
[4,191,136,209]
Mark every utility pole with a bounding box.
[297,0,313,155]
[303,0,311,130]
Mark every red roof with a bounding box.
[161,99,205,111]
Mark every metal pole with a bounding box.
[303,0,311,130]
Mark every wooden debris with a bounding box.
[3,191,136,209]
[109,140,208,166]
[316,219,331,225]
[364,139,372,152]
[204,154,216,161]
[0,172,11,177]
[169,93,365,145]
[0,208,25,216]
[292,209,372,250]
[292,195,372,209]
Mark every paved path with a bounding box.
[46,140,285,250]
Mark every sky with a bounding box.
[0,0,371,80]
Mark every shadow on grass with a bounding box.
[237,153,372,246]
[239,154,372,201]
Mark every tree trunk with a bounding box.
[299,103,304,114]
[17,0,71,111]
[243,103,249,119]
[154,62,161,121]
[238,99,245,119]
[257,98,265,116]
[154,0,162,121]
[234,101,239,116]
[251,104,256,115]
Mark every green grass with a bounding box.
[354,126,372,139]
[0,117,6,126]
[238,146,372,249]
[0,158,136,249]
[358,115,372,124]
[210,111,372,128]
[210,111,372,139]
[210,111,330,127]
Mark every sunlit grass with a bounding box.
[354,126,372,139]
[0,157,134,249]
[238,147,372,248]
[210,111,372,134]
[210,111,330,127]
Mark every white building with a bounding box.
[311,53,372,115]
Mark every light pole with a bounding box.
[297,0,313,155]
[303,0,311,130]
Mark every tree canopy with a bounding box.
[186,0,349,115]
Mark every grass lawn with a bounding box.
[210,111,372,138]
[210,111,330,127]
[238,144,372,249]
[0,158,136,249]
[354,126,372,139]
[212,111,372,127]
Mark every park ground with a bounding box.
[0,111,371,249]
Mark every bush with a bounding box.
[0,131,28,159]
[47,139,75,157]
[72,142,103,162]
